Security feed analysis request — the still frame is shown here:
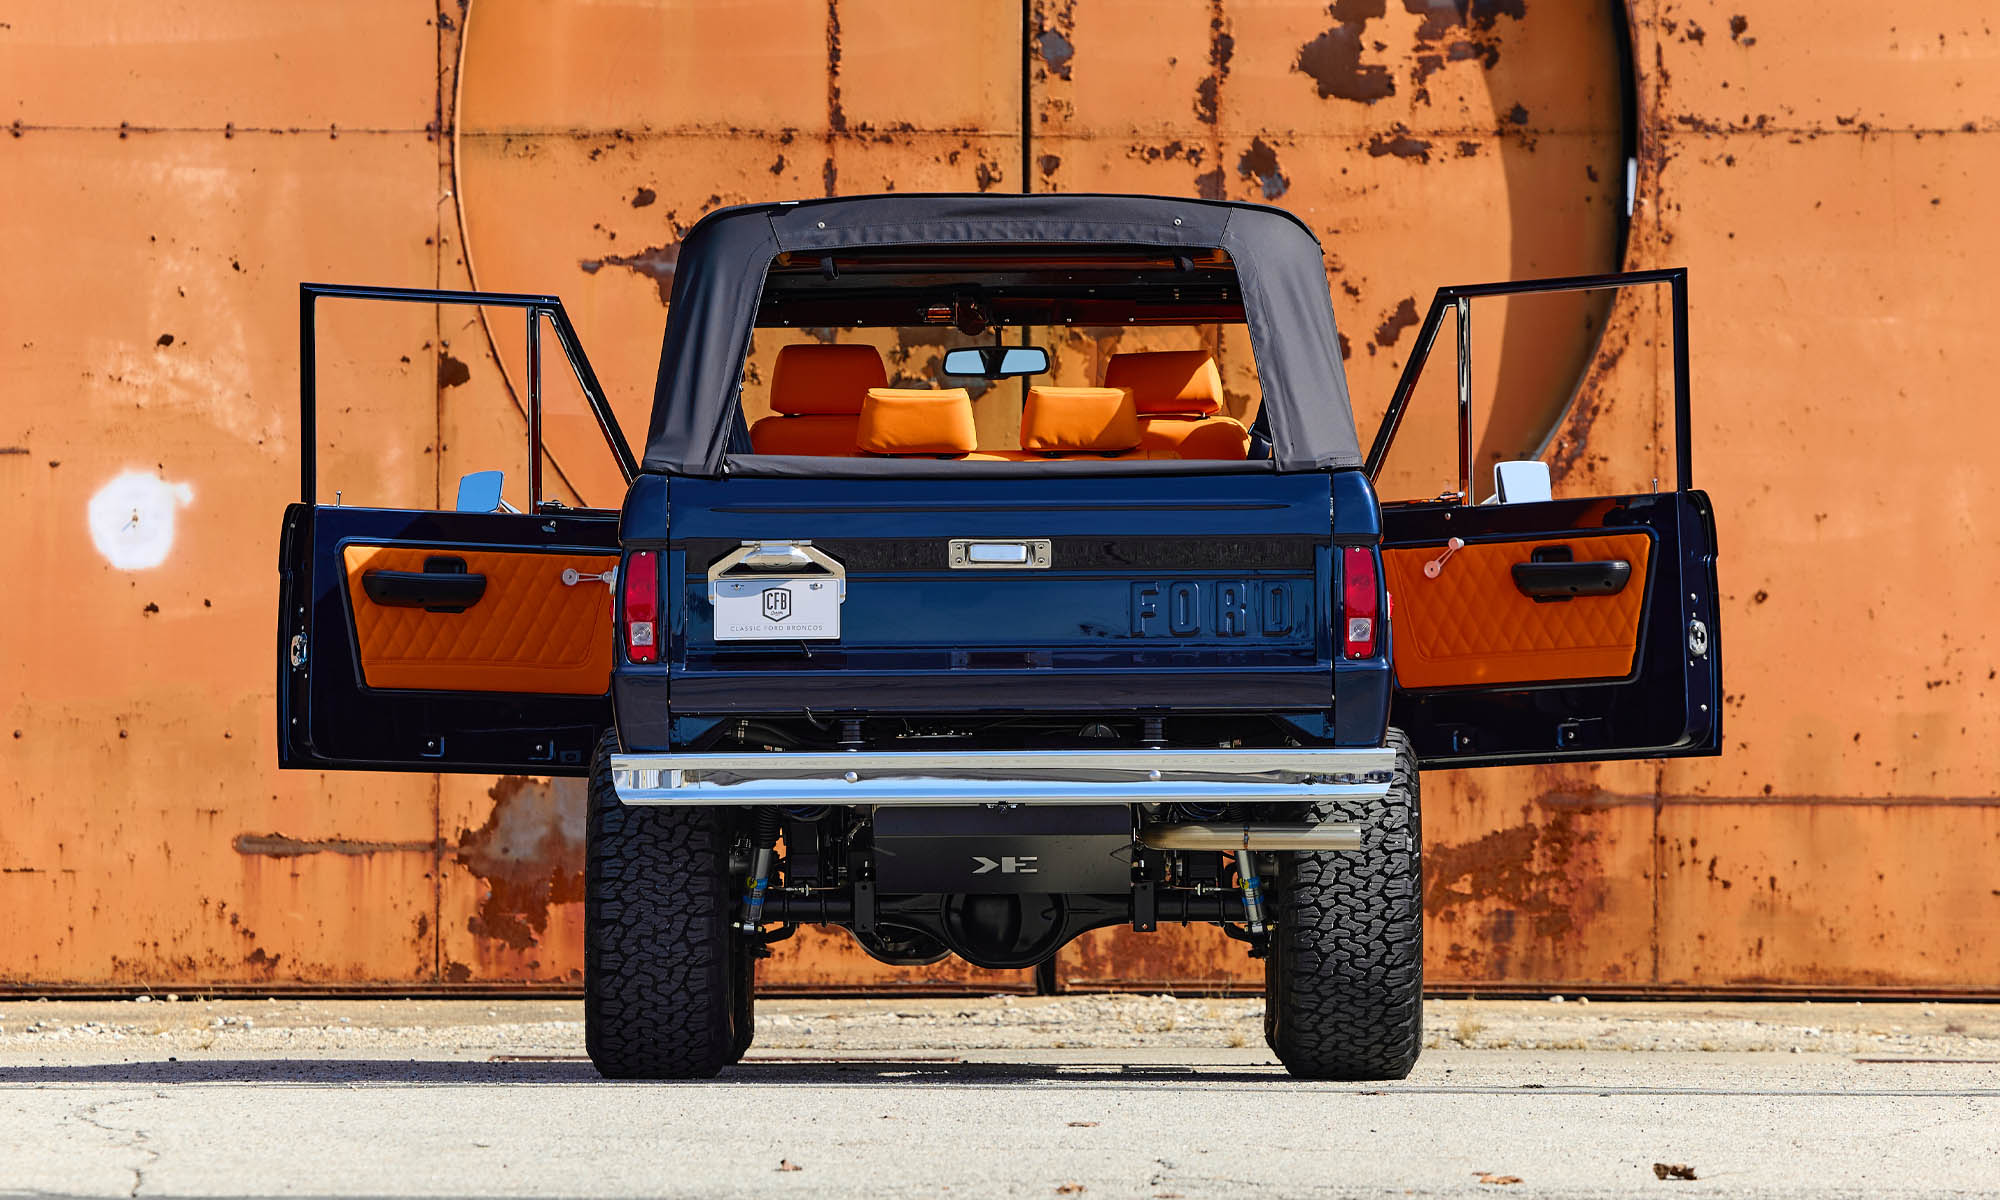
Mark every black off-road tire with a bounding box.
[728,940,757,1064]
[1264,727,1424,1080]
[584,731,748,1079]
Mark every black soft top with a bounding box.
[641,193,1361,476]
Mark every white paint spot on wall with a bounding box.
[88,470,194,570]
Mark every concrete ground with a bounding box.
[2,995,1997,1199]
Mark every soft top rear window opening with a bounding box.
[720,455,1280,478]
[757,243,1246,328]
[640,194,1363,476]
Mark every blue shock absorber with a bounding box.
[736,808,782,934]
[1235,849,1267,935]
[736,847,776,933]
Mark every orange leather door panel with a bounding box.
[342,545,618,694]
[1382,530,1653,690]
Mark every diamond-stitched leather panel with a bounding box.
[1382,530,1652,690]
[342,545,618,695]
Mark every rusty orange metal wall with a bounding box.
[2,1,1996,994]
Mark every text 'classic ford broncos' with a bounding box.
[279,194,1720,1079]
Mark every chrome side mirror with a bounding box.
[1492,460,1552,505]
[454,470,516,513]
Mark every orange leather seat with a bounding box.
[1136,416,1251,459]
[1019,385,1142,454]
[1102,350,1251,460]
[857,388,979,456]
[749,343,887,456]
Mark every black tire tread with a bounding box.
[728,938,757,1064]
[584,730,739,1079]
[1264,727,1424,1080]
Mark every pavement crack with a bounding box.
[71,1096,160,1197]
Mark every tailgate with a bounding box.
[663,473,1334,714]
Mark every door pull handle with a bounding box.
[362,562,487,613]
[1511,559,1632,600]
[562,567,618,587]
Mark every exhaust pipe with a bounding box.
[1138,822,1363,852]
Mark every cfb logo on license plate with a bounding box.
[714,577,842,640]
[1131,580,1303,638]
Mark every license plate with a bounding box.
[712,576,841,640]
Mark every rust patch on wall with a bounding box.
[1058,924,1259,992]
[1373,296,1420,348]
[1236,137,1289,199]
[1194,3,1234,125]
[1368,129,1434,161]
[454,776,586,953]
[234,833,437,858]
[1426,798,1613,980]
[579,242,679,305]
[1404,0,1525,45]
[1427,810,1591,933]
[436,353,470,389]
[823,0,844,194]
[1037,28,1074,81]
[1296,0,1395,104]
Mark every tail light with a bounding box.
[1341,546,1379,659]
[622,551,659,664]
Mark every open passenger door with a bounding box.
[277,285,636,775]
[1368,269,1721,767]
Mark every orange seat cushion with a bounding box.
[1103,350,1225,416]
[1021,386,1142,453]
[769,343,888,415]
[749,414,861,456]
[857,387,979,455]
[1138,415,1251,460]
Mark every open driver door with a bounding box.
[1368,269,1721,767]
[277,285,637,775]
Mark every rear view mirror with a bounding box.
[942,346,1050,379]
[454,470,508,513]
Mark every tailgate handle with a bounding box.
[949,538,1051,569]
[707,540,847,602]
[363,555,488,613]
[1511,557,1631,601]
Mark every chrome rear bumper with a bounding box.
[609,747,1395,807]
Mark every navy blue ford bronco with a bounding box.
[280,194,1720,1080]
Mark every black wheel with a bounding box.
[1264,727,1424,1080]
[584,731,748,1079]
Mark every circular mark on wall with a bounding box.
[88,470,193,570]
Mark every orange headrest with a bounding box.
[1103,350,1224,416]
[769,343,889,415]
[857,388,979,455]
[1020,386,1141,453]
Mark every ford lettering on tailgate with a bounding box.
[1131,580,1307,638]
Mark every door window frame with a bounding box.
[1362,267,1693,501]
[297,282,638,509]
